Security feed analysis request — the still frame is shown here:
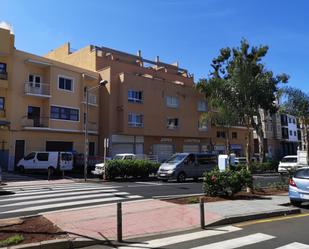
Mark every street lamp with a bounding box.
[84,79,108,182]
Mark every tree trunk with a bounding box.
[245,116,252,171]
[303,121,309,164]
[225,126,231,169]
[256,112,265,163]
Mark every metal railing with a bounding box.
[24,82,51,96]
[21,116,49,128]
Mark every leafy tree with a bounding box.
[281,87,309,161]
[197,39,288,168]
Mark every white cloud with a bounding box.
[0,21,14,34]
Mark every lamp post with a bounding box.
[84,79,108,182]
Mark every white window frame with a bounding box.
[28,74,42,88]
[166,96,179,108]
[197,100,207,112]
[167,117,179,129]
[50,104,80,122]
[128,89,143,103]
[58,75,75,92]
[128,113,144,128]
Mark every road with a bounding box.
[0,172,290,220]
[82,213,309,249]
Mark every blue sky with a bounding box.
[1,0,308,91]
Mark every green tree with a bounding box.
[281,87,309,162]
[197,39,288,167]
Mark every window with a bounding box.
[28,74,41,88]
[166,96,179,108]
[289,130,293,136]
[167,118,179,129]
[197,100,207,112]
[0,97,4,110]
[232,132,237,139]
[294,131,297,136]
[37,153,49,161]
[198,119,207,131]
[128,90,143,103]
[288,118,292,123]
[24,152,35,160]
[51,106,79,121]
[217,131,226,138]
[58,76,73,91]
[197,154,217,165]
[128,113,143,127]
[0,62,7,80]
[293,119,296,124]
[27,106,40,119]
[282,127,289,139]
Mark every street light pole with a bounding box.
[84,79,108,182]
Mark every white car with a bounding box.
[278,155,298,174]
[91,154,136,176]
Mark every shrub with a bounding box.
[105,159,160,179]
[235,161,278,174]
[203,168,253,197]
[0,234,24,247]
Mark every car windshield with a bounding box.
[281,157,297,163]
[113,155,124,160]
[166,154,187,163]
[294,169,309,179]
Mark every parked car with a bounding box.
[234,157,258,166]
[91,153,136,176]
[278,155,298,174]
[157,153,217,182]
[289,168,309,206]
[17,151,73,174]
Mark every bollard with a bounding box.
[117,202,123,242]
[200,197,205,229]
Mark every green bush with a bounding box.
[203,168,253,197]
[105,159,160,179]
[236,161,277,174]
[0,234,24,247]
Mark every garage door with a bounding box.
[111,144,134,157]
[152,144,174,162]
[183,144,200,153]
[46,141,73,152]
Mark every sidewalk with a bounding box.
[44,194,299,241]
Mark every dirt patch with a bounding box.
[0,216,68,245]
[165,189,287,205]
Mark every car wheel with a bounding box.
[18,165,25,174]
[177,172,186,183]
[193,177,199,182]
[162,179,168,182]
[290,199,302,207]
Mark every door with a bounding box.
[22,152,36,169]
[46,141,73,152]
[152,144,174,162]
[89,142,95,156]
[35,152,50,169]
[59,152,73,171]
[135,143,144,155]
[14,140,25,168]
[29,74,42,94]
[28,106,41,127]
[183,153,197,178]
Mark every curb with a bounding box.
[205,208,301,227]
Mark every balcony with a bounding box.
[21,116,49,129]
[82,93,98,107]
[0,72,8,88]
[24,82,51,98]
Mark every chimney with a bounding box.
[156,56,160,64]
[137,50,142,57]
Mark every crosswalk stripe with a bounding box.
[187,233,275,249]
[1,196,129,213]
[0,189,118,202]
[118,226,242,249]
[275,243,309,249]
[1,192,130,207]
[1,186,117,197]
[2,183,89,190]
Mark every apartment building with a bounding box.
[0,27,100,171]
[45,43,249,161]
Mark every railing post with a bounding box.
[117,202,123,242]
[200,197,205,229]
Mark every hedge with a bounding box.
[203,168,253,197]
[105,159,160,179]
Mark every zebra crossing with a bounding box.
[117,225,309,249]
[0,181,142,219]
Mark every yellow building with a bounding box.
[0,27,100,171]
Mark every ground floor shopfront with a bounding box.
[0,129,98,172]
[108,134,247,162]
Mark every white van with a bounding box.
[17,151,73,173]
[278,155,299,174]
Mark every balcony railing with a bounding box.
[24,82,51,97]
[0,72,8,80]
[21,116,49,128]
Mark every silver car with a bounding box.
[289,168,309,206]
